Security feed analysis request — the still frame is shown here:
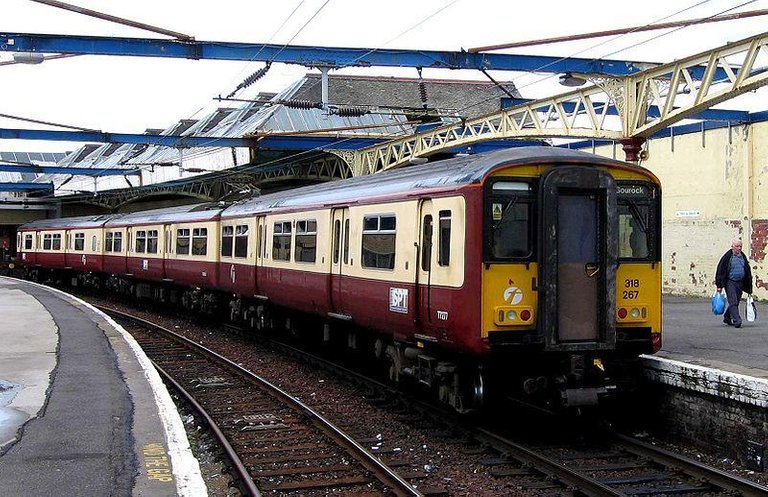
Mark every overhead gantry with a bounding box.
[347,30,768,174]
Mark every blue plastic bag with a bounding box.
[711,291,726,315]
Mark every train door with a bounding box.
[416,200,435,331]
[160,223,170,279]
[255,216,266,295]
[329,208,350,317]
[539,166,617,351]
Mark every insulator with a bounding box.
[283,99,323,110]
[335,106,369,117]
[419,80,428,105]
[416,66,428,107]
[226,62,272,98]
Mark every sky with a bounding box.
[1,0,767,154]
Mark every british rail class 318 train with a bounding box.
[17,147,661,412]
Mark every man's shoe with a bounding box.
[723,319,733,325]
[735,323,742,328]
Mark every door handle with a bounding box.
[585,263,600,277]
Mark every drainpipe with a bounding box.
[743,125,754,258]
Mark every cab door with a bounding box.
[329,208,350,317]
[539,166,617,351]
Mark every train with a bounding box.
[16,147,662,412]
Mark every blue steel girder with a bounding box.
[0,162,140,176]
[0,128,254,148]
[0,182,53,192]
[0,32,669,77]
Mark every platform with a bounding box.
[0,277,206,496]
[642,295,768,408]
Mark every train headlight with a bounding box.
[617,305,647,322]
[494,306,534,326]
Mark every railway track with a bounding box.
[96,301,768,496]
[102,307,420,497]
[473,427,768,496]
[253,328,768,496]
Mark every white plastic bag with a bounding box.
[746,294,757,322]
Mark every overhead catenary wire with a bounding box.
[27,0,194,40]
[232,0,332,88]
[222,0,307,99]
[451,0,759,116]
[468,7,768,52]
[271,0,465,113]
[0,112,100,132]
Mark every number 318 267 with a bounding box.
[623,279,640,299]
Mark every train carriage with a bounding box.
[18,147,661,411]
[18,215,116,276]
[216,216,258,297]
[105,204,225,290]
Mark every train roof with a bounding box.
[19,213,119,230]
[104,203,224,226]
[222,146,651,217]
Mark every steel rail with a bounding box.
[473,428,626,497]
[237,329,623,496]
[616,433,768,497]
[151,361,262,497]
[104,307,421,497]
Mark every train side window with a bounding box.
[176,229,191,255]
[92,235,98,252]
[362,214,396,270]
[24,234,33,250]
[105,232,113,252]
[272,221,292,261]
[295,220,317,263]
[114,232,123,253]
[52,234,62,251]
[166,230,172,253]
[43,234,52,250]
[333,220,341,264]
[147,230,159,254]
[135,230,147,253]
[221,226,234,257]
[234,225,248,258]
[343,219,350,264]
[421,215,433,271]
[74,233,85,251]
[192,228,208,256]
[438,210,451,266]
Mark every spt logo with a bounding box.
[503,286,523,305]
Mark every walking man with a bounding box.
[715,239,753,328]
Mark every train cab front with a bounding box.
[482,161,662,411]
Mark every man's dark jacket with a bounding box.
[715,250,753,293]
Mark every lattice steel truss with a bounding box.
[349,30,768,175]
[63,153,352,210]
